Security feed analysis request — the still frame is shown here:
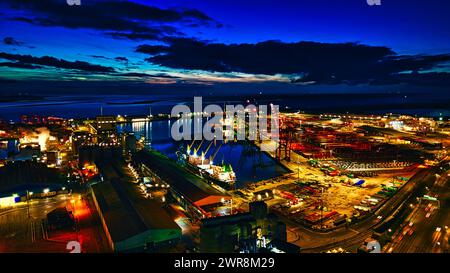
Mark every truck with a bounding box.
[354,205,371,212]
[353,179,365,186]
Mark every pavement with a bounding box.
[0,194,111,253]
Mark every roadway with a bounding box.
[385,168,449,253]
[0,194,110,253]
[0,195,67,252]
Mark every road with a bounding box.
[0,194,110,253]
[385,168,449,253]
[0,195,67,252]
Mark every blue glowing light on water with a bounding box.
[117,119,290,188]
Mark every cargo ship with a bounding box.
[176,142,236,190]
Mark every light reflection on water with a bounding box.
[118,120,290,188]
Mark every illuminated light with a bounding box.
[43,188,50,194]
[0,196,16,207]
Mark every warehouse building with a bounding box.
[133,149,231,219]
[200,201,298,253]
[91,178,181,252]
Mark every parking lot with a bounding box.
[231,142,420,231]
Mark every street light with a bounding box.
[26,190,31,218]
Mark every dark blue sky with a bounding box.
[0,0,449,91]
[145,0,450,54]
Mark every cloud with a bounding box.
[371,72,450,86]
[117,72,179,79]
[106,26,183,41]
[4,0,217,41]
[114,56,129,63]
[136,38,450,85]
[0,52,115,73]
[136,44,171,55]
[0,61,41,69]
[0,77,19,83]
[0,51,184,80]
[3,37,25,46]
[89,55,110,60]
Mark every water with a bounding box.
[117,119,290,188]
[0,92,449,122]
[0,94,186,121]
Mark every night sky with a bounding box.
[1,0,450,93]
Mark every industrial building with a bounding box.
[0,161,66,203]
[91,178,182,252]
[133,149,231,219]
[199,201,299,253]
[0,137,19,160]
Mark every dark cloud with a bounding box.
[0,61,41,69]
[136,44,171,55]
[371,72,450,86]
[0,52,115,73]
[136,38,450,85]
[3,37,25,46]
[101,2,214,23]
[106,26,183,41]
[0,52,182,80]
[89,55,110,60]
[117,72,179,79]
[114,56,128,63]
[10,16,34,24]
[107,32,162,41]
[4,0,217,41]
[0,77,19,83]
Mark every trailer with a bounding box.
[353,179,365,186]
[354,205,371,212]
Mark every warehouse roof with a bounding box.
[134,150,229,205]
[0,161,64,195]
[91,178,180,244]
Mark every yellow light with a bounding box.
[0,196,16,207]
